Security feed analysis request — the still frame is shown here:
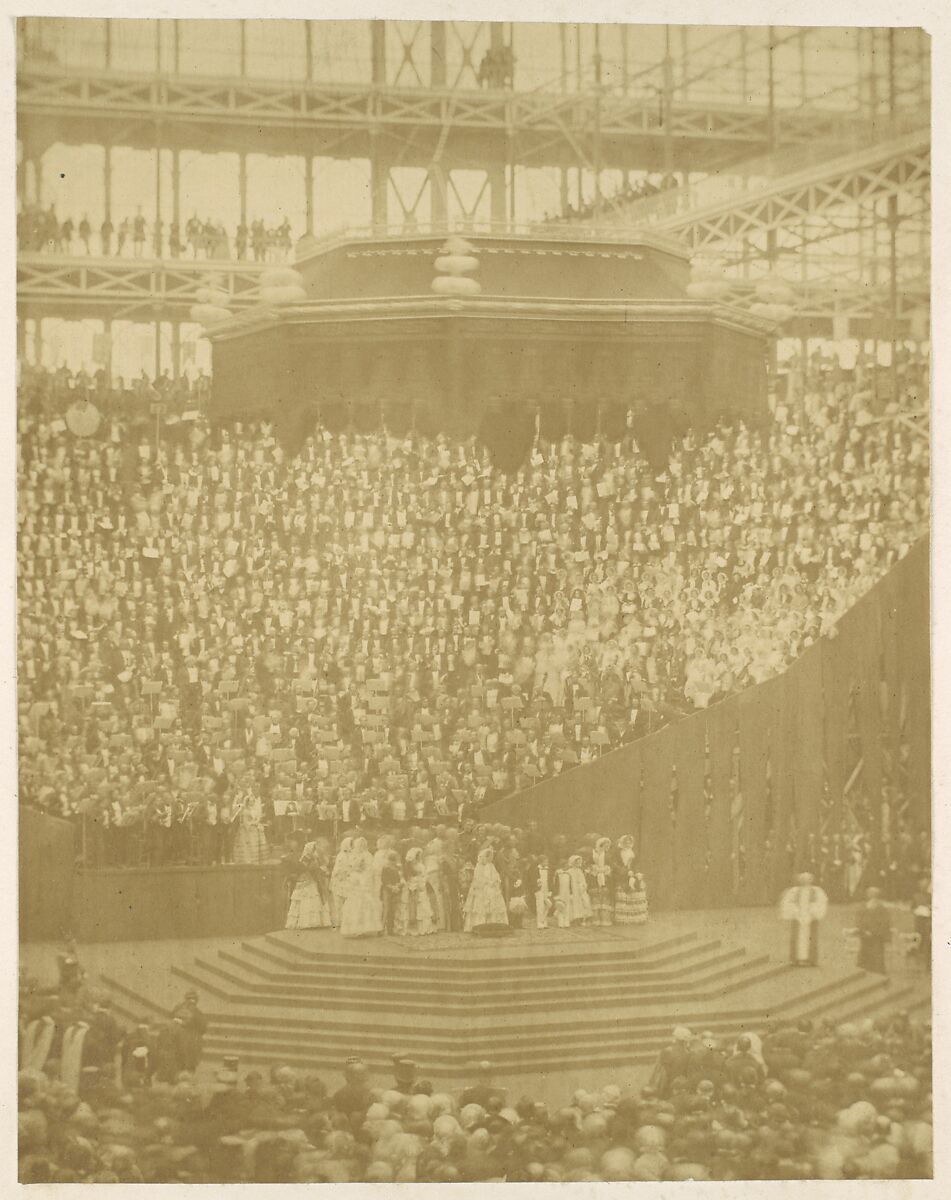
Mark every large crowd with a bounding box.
[17,204,295,262]
[17,355,929,864]
[19,950,932,1182]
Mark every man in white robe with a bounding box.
[779,872,828,966]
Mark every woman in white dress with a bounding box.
[340,837,383,939]
[424,836,448,931]
[231,789,269,865]
[567,854,593,926]
[285,840,333,930]
[395,847,436,936]
[329,836,355,927]
[463,847,510,933]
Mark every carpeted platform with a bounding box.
[23,905,929,1102]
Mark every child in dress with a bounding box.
[507,876,530,930]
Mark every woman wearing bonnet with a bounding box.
[612,835,641,925]
[463,847,510,935]
[588,837,615,927]
[395,847,437,937]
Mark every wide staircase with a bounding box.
[96,921,926,1082]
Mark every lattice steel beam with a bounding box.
[17,255,266,317]
[16,251,927,337]
[649,131,930,253]
[18,64,867,173]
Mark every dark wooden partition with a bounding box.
[484,539,930,910]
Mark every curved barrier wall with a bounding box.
[483,539,930,911]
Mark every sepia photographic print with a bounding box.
[12,3,940,1188]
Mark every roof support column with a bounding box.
[431,22,446,88]
[104,143,112,226]
[370,138,388,231]
[304,152,314,236]
[430,164,448,231]
[371,21,386,85]
[489,161,506,227]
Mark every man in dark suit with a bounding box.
[171,989,208,1072]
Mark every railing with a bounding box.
[597,109,930,228]
[295,219,689,259]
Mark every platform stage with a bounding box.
[207,230,770,455]
[68,906,926,1098]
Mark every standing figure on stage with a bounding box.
[231,779,269,865]
[533,854,553,929]
[612,835,640,924]
[171,989,208,1073]
[329,836,355,927]
[285,840,333,931]
[779,872,828,966]
[395,847,437,936]
[340,837,383,939]
[588,837,614,926]
[854,886,892,974]
[567,854,593,926]
[380,850,403,935]
[554,860,572,928]
[463,847,510,934]
[631,872,649,924]
[424,835,448,931]
[441,830,465,932]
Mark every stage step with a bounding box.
[209,943,757,995]
[195,981,917,1080]
[229,937,737,986]
[260,928,703,974]
[168,954,787,1017]
[94,919,929,1083]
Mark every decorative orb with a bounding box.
[431,275,482,297]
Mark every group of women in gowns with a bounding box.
[551,836,648,929]
[286,835,454,938]
[285,831,648,938]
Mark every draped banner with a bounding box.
[484,539,930,910]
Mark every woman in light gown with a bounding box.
[395,847,437,936]
[424,836,448,931]
[340,837,383,939]
[588,837,614,927]
[612,835,641,925]
[567,854,593,926]
[329,836,355,928]
[463,847,510,933]
[285,840,333,930]
[231,788,269,865]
